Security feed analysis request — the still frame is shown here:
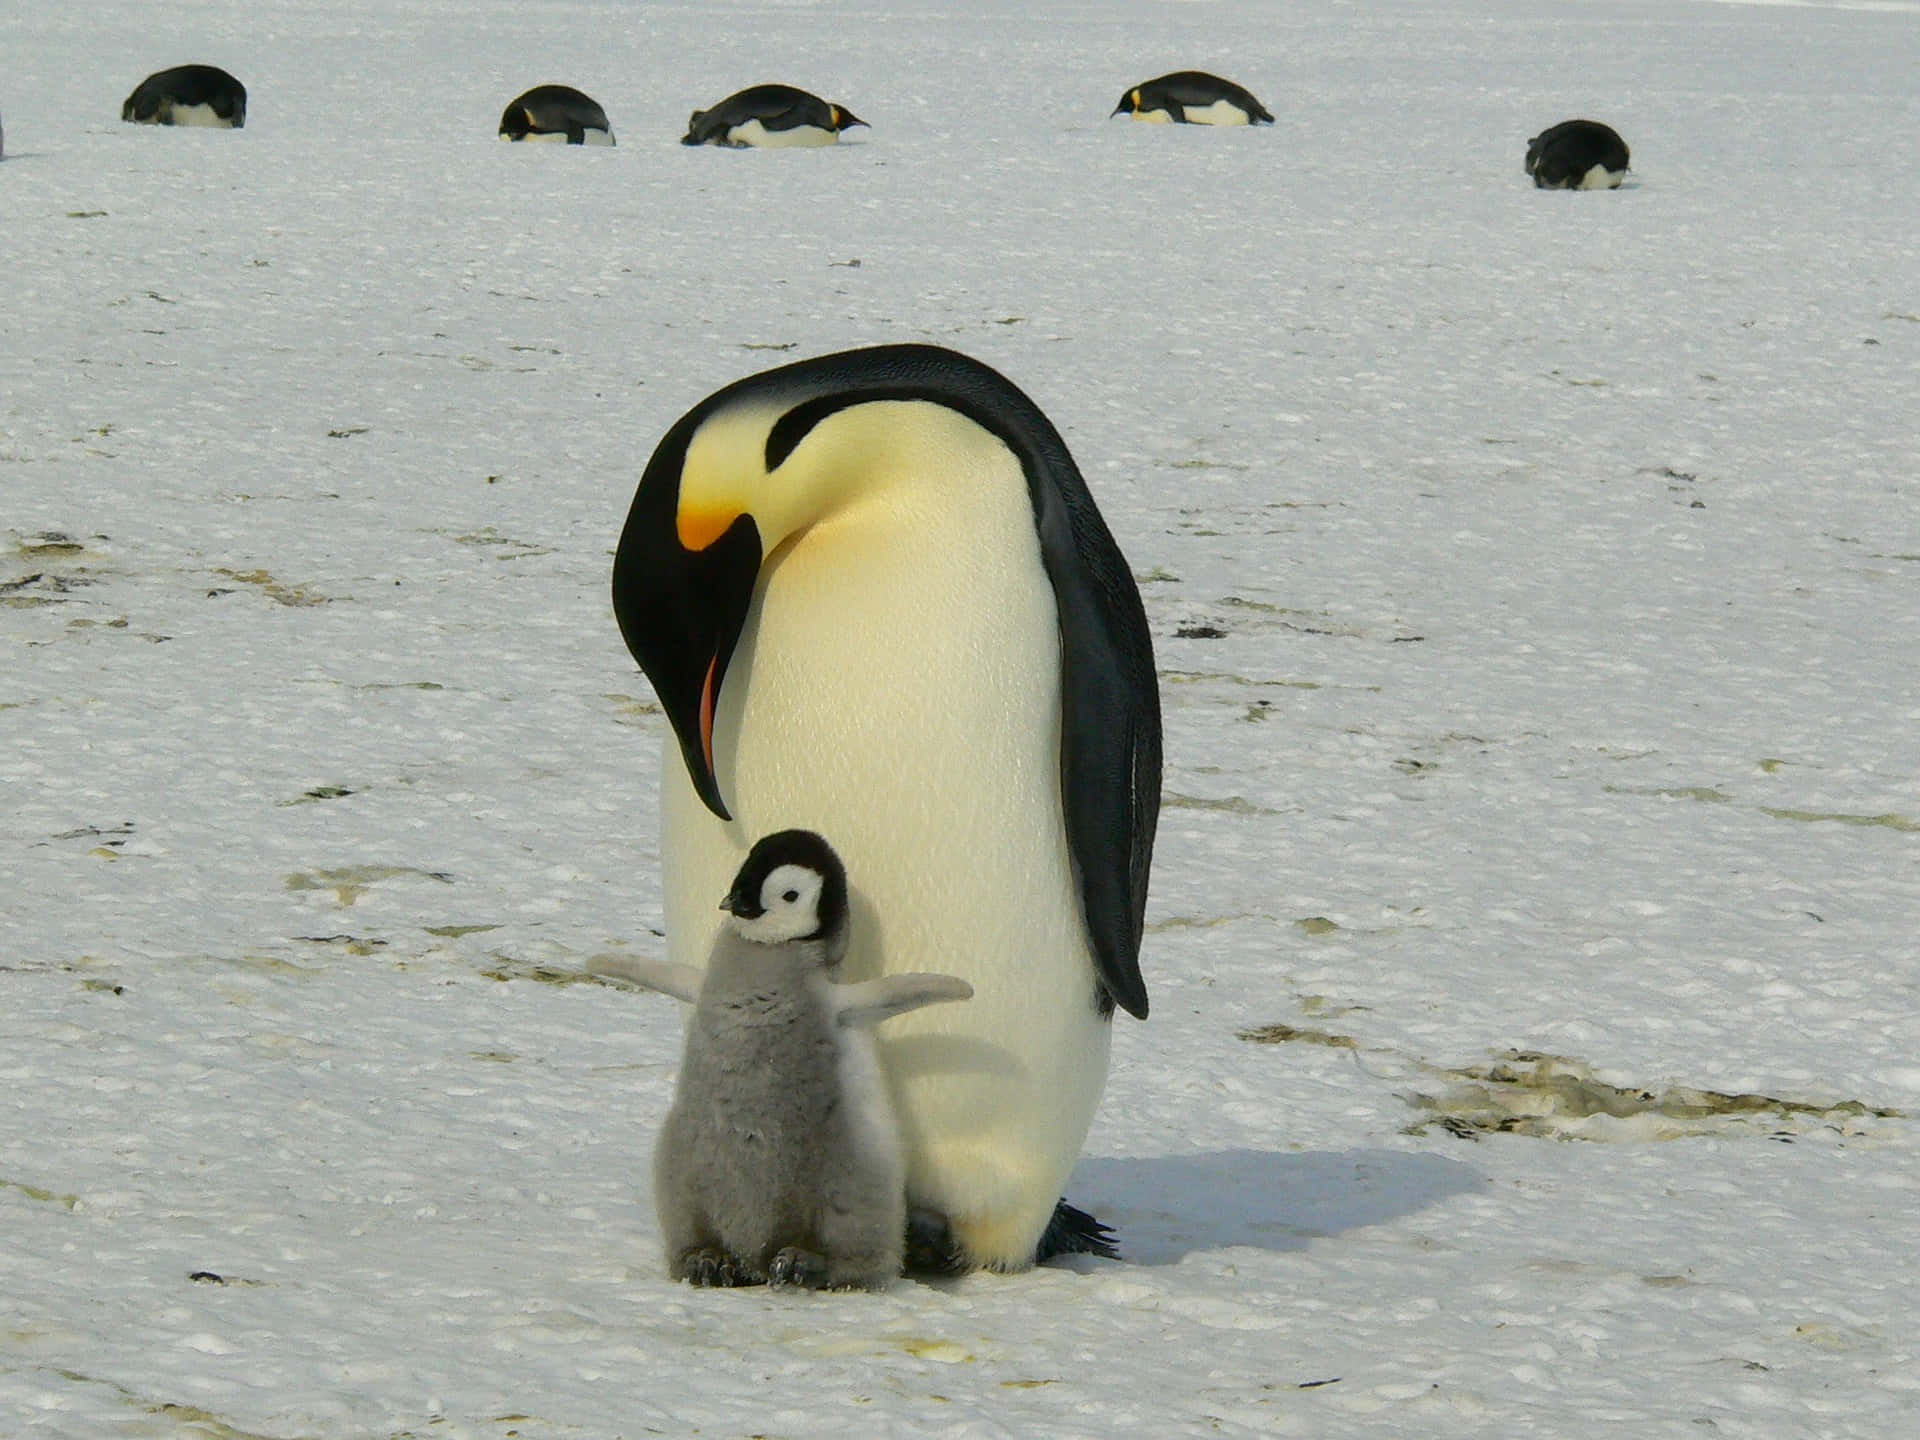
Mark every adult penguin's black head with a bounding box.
[609,409,764,821]
[613,345,984,823]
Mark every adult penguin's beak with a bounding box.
[611,450,763,822]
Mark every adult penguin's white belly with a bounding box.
[658,404,1110,1270]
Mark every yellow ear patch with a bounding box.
[677,504,742,551]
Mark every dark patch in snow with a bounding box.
[281,785,355,806]
[1238,1022,1357,1049]
[1407,1051,1904,1141]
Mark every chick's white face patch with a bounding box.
[729,862,826,944]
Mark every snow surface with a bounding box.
[4,0,1919,1435]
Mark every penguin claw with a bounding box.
[768,1247,829,1289]
[903,1206,969,1277]
[1035,1199,1121,1263]
[678,1247,761,1287]
[902,1198,1122,1275]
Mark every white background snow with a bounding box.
[4,0,1918,1435]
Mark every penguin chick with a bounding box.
[1525,119,1630,190]
[1111,71,1273,126]
[681,84,866,148]
[612,830,972,1289]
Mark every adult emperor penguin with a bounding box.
[498,84,614,145]
[602,829,974,1289]
[1112,71,1273,126]
[681,84,866,148]
[1525,118,1630,190]
[122,64,247,128]
[611,343,1161,1272]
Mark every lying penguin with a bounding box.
[593,830,972,1289]
[121,64,247,128]
[681,83,866,148]
[497,84,614,145]
[1525,119,1630,190]
[1112,70,1273,126]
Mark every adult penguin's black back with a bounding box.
[498,84,614,145]
[1112,70,1273,125]
[121,64,247,128]
[1525,119,1630,189]
[680,83,866,147]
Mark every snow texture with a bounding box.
[3,0,1918,1436]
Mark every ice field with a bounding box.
[3,1,1918,1435]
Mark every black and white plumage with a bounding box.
[611,343,1160,1272]
[497,84,614,145]
[1525,119,1631,190]
[680,83,866,148]
[596,830,972,1290]
[1111,70,1273,126]
[121,64,247,129]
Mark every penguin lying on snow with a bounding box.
[122,64,247,128]
[611,343,1161,1273]
[1113,70,1273,126]
[681,84,865,147]
[595,830,973,1289]
[498,84,613,145]
[1526,119,1630,190]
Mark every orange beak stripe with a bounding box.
[699,654,720,780]
[677,505,740,552]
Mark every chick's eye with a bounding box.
[783,889,800,904]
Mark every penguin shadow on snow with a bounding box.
[1069,1148,1485,1266]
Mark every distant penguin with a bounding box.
[681,84,866,148]
[1112,71,1273,126]
[498,84,613,146]
[611,343,1161,1273]
[121,64,247,129]
[1525,119,1630,190]
[597,830,973,1289]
